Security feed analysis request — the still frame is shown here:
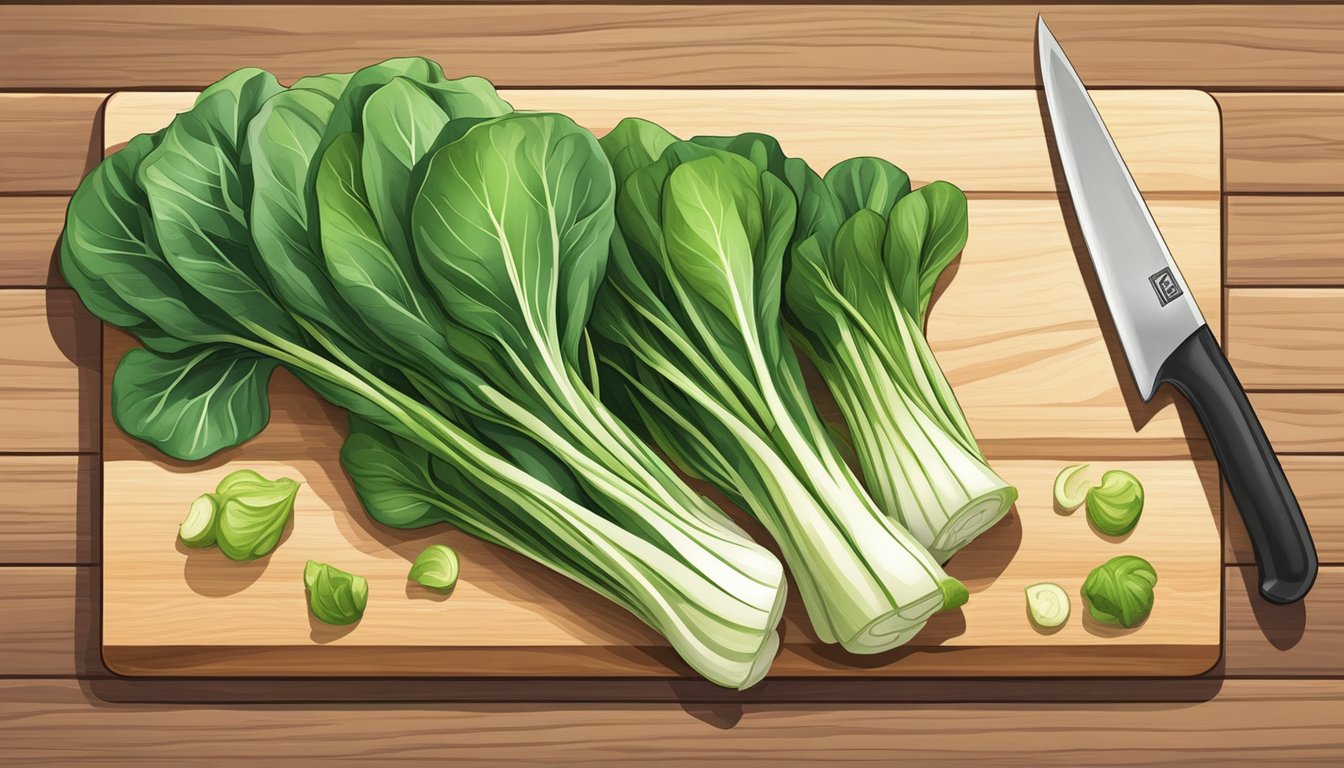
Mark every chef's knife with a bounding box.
[1037,17,1317,604]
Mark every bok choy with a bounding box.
[588,120,967,654]
[783,156,1018,562]
[62,61,785,689]
[681,134,1015,561]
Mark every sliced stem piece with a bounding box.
[178,493,219,548]
[1025,582,1070,628]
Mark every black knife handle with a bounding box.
[1156,325,1317,604]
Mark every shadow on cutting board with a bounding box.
[57,95,1238,722]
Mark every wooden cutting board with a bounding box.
[100,89,1223,679]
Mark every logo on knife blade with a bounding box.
[1148,267,1183,307]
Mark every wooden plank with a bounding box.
[2,5,1343,89]
[2,680,1344,766]
[932,197,1218,458]
[0,567,84,676]
[1224,565,1344,676]
[0,456,93,565]
[0,197,67,288]
[0,289,98,453]
[15,562,1344,698]
[1252,392,1344,453]
[1227,289,1344,390]
[1227,456,1344,565]
[0,95,103,194]
[1227,196,1344,286]
[106,89,1222,195]
[57,674,1235,705]
[1219,93,1344,193]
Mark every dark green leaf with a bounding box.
[824,157,911,219]
[247,87,346,322]
[359,77,452,262]
[138,68,300,340]
[412,113,615,368]
[886,180,969,320]
[111,345,278,461]
[602,118,678,191]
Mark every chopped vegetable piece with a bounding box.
[408,544,460,591]
[304,560,368,625]
[214,469,300,562]
[1081,555,1158,628]
[1086,470,1145,536]
[1025,582,1070,628]
[1053,463,1095,512]
[178,493,219,548]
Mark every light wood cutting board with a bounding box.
[100,89,1223,678]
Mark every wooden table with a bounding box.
[1,3,1341,764]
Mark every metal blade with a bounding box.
[1038,17,1205,401]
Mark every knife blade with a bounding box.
[1037,16,1317,604]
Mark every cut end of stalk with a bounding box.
[838,590,944,655]
[928,484,1018,560]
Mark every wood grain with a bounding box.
[0,0,1340,758]
[18,568,1340,685]
[1226,456,1344,565]
[1252,392,1344,453]
[1219,93,1344,193]
[106,89,1222,195]
[2,679,1343,766]
[0,197,67,288]
[0,95,103,194]
[0,456,93,565]
[101,330,1223,677]
[3,5,1343,90]
[1226,196,1344,286]
[1224,566,1344,676]
[0,567,84,676]
[94,89,1221,678]
[1227,289,1344,390]
[0,290,98,453]
[103,90,1223,458]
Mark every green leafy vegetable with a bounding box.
[113,347,280,462]
[1053,463,1095,513]
[738,147,1017,562]
[304,560,369,625]
[589,122,963,654]
[62,61,785,689]
[408,544,460,591]
[1086,470,1145,536]
[213,469,301,561]
[1025,582,1070,628]
[1082,555,1158,628]
[178,494,219,548]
